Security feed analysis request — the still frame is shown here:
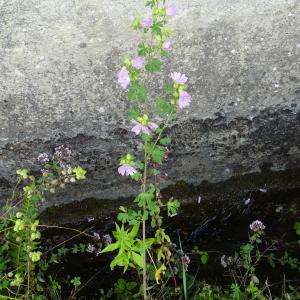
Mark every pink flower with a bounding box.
[166,3,177,17]
[148,122,158,132]
[131,120,158,135]
[163,41,171,51]
[171,72,188,84]
[132,57,145,70]
[141,17,153,29]
[118,164,137,176]
[131,120,150,135]
[178,91,191,108]
[117,69,130,89]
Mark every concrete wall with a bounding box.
[0,0,300,207]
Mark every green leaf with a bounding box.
[167,198,180,217]
[129,222,140,239]
[73,166,86,180]
[294,222,300,236]
[145,58,161,73]
[138,43,153,57]
[128,106,141,120]
[101,242,119,254]
[151,147,164,164]
[152,22,163,37]
[17,169,29,180]
[201,253,209,264]
[160,137,171,145]
[155,97,172,117]
[131,171,142,181]
[131,252,143,268]
[128,83,148,101]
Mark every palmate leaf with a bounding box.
[151,22,163,37]
[145,58,161,73]
[167,198,180,217]
[155,96,172,117]
[160,137,171,146]
[128,106,141,120]
[128,83,148,101]
[150,146,164,164]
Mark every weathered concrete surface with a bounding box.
[0,0,300,208]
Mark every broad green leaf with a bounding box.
[129,222,140,239]
[131,252,143,268]
[101,242,119,253]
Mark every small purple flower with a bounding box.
[249,220,266,232]
[163,41,171,51]
[172,266,178,275]
[259,188,268,193]
[102,234,112,246]
[171,72,188,84]
[118,164,137,176]
[37,153,49,163]
[117,69,130,89]
[141,17,152,29]
[148,122,158,132]
[244,198,251,205]
[178,91,191,109]
[132,57,145,70]
[197,196,202,204]
[166,3,177,17]
[182,254,190,271]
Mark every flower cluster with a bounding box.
[182,254,191,271]
[249,220,266,233]
[37,153,49,163]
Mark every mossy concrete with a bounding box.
[0,0,300,208]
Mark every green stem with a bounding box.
[142,140,148,300]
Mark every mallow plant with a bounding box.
[100,1,191,299]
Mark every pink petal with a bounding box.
[141,125,150,134]
[148,122,158,132]
[125,165,137,176]
[118,166,126,176]
[178,91,191,109]
[131,124,142,135]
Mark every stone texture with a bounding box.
[0,0,300,207]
